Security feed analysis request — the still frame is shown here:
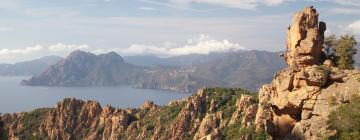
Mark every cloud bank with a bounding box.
[102,34,246,57]
[0,43,91,63]
[0,35,245,62]
[0,45,43,56]
[48,43,89,52]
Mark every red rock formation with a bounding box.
[255,6,360,140]
[284,6,327,69]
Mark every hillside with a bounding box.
[21,51,142,86]
[133,50,286,92]
[0,88,266,140]
[124,52,229,67]
[191,50,286,90]
[22,50,285,92]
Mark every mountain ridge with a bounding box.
[21,51,141,86]
[22,50,286,92]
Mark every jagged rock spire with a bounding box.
[284,6,326,69]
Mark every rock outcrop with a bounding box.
[0,88,261,140]
[255,6,360,140]
[284,6,326,69]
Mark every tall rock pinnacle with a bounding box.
[255,6,360,140]
[284,6,326,69]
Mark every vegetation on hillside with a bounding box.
[325,34,357,69]
[0,88,270,139]
[127,87,264,139]
[19,108,51,139]
[328,95,360,139]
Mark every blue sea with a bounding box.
[0,77,190,113]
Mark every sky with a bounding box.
[0,0,360,63]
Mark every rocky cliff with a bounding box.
[0,88,265,140]
[22,51,142,86]
[254,6,360,139]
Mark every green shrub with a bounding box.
[97,126,104,134]
[223,124,268,140]
[223,123,242,139]
[328,95,360,139]
[19,108,51,139]
[325,34,357,69]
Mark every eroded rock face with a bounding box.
[0,88,259,140]
[284,6,326,69]
[255,6,360,140]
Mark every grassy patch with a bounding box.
[19,108,51,139]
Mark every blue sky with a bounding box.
[0,0,359,63]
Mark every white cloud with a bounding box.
[347,20,360,34]
[48,43,89,52]
[0,44,91,63]
[264,0,287,5]
[110,34,246,57]
[139,6,157,11]
[0,45,43,56]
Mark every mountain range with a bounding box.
[12,45,360,92]
[21,50,286,92]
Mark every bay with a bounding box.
[0,77,190,113]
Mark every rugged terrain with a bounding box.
[0,88,265,140]
[22,50,285,92]
[3,6,360,140]
[254,6,360,139]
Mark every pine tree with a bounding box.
[324,34,357,69]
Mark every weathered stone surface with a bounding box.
[255,6,360,140]
[284,6,326,69]
[229,94,258,126]
[140,101,157,110]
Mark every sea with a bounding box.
[0,76,190,113]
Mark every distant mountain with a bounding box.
[0,56,62,76]
[132,50,286,91]
[22,51,142,86]
[191,51,286,90]
[124,55,175,66]
[22,50,286,92]
[124,52,228,67]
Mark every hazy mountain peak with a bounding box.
[100,51,124,62]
